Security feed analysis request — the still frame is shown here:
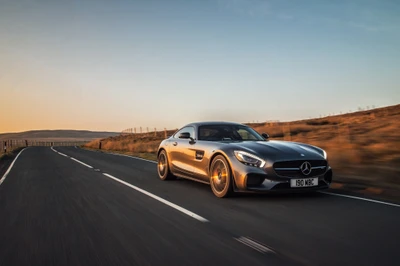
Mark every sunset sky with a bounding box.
[1,0,399,133]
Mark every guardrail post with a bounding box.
[99,141,102,150]
[4,141,7,153]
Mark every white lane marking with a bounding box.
[235,238,266,253]
[70,157,93,169]
[235,237,275,254]
[52,147,208,222]
[51,147,68,157]
[102,173,209,223]
[74,146,77,149]
[52,147,92,168]
[319,191,400,208]
[0,148,27,186]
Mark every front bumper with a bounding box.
[245,179,330,193]
[230,158,333,193]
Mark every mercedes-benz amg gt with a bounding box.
[157,122,332,198]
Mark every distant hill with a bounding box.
[0,130,120,141]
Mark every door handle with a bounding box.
[173,142,177,146]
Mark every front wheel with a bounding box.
[210,155,233,198]
[157,150,176,181]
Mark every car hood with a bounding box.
[229,140,325,161]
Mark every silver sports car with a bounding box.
[157,121,332,198]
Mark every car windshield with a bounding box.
[198,125,264,141]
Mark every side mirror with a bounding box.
[262,133,269,139]
[179,132,191,139]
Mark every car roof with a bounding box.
[184,121,246,127]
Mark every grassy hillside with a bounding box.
[84,104,400,190]
[0,130,120,141]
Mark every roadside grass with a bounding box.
[0,147,25,179]
[0,147,24,160]
[0,153,12,160]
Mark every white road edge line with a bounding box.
[100,151,157,164]
[70,157,93,169]
[0,148,27,186]
[102,173,209,223]
[51,147,57,153]
[319,191,400,208]
[112,153,157,164]
[235,237,275,254]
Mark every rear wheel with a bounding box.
[210,155,233,198]
[158,150,176,180]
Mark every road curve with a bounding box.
[0,147,399,266]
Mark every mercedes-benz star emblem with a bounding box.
[300,161,312,176]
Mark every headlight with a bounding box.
[234,151,266,168]
[322,149,328,159]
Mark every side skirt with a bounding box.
[173,173,210,185]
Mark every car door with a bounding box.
[186,142,215,183]
[185,126,217,183]
[168,126,195,176]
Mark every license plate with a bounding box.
[290,178,318,188]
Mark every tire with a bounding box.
[209,155,233,198]
[157,150,176,181]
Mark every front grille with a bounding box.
[273,160,327,178]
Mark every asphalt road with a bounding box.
[0,147,399,266]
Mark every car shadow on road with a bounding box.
[173,177,329,202]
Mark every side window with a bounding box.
[173,128,183,139]
[199,126,216,141]
[173,127,195,139]
[237,128,258,140]
[198,126,222,141]
[187,127,195,139]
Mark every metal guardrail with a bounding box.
[1,140,88,154]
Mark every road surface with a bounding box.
[0,147,399,266]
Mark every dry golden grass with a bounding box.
[84,130,175,154]
[84,104,400,189]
